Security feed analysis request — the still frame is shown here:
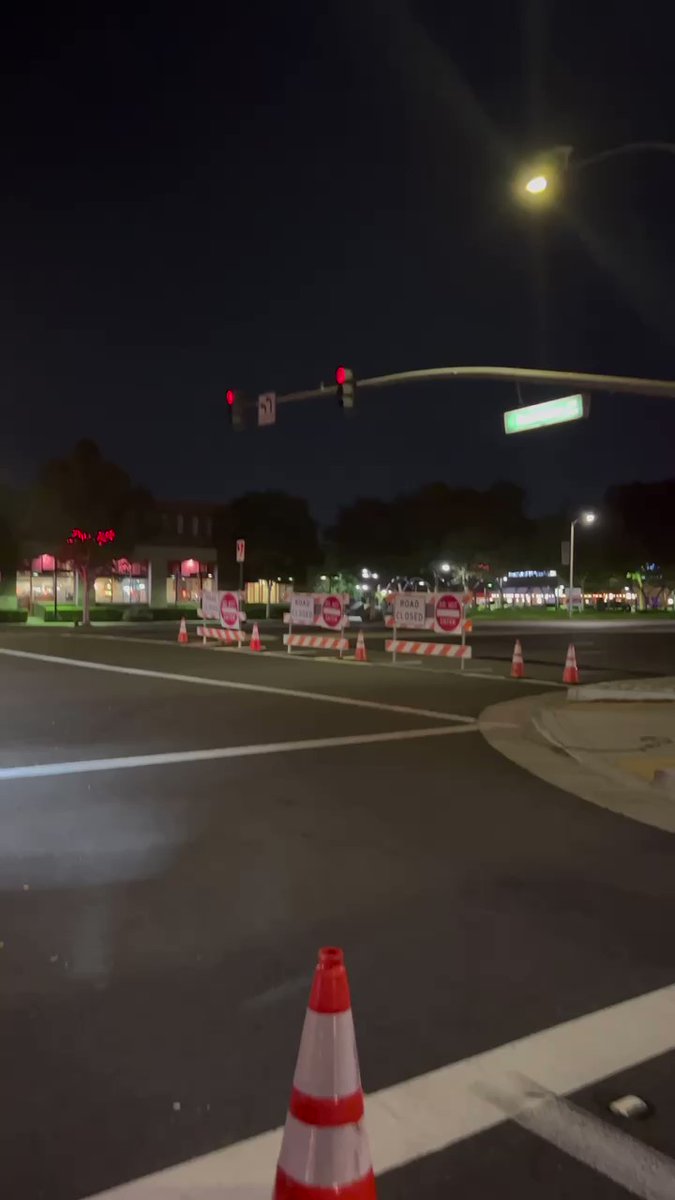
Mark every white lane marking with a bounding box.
[79,632,568,692]
[465,669,566,688]
[479,1078,675,1200]
[0,724,477,782]
[73,634,282,647]
[263,650,567,687]
[0,648,474,725]
[85,983,675,1198]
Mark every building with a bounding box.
[2,502,220,612]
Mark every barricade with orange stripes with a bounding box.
[284,633,350,653]
[197,625,246,646]
[385,639,471,659]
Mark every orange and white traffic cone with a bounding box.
[355,630,368,663]
[177,616,189,645]
[511,638,525,679]
[274,947,377,1200]
[563,642,580,684]
[249,623,264,652]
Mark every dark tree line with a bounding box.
[3,441,674,608]
[328,479,675,600]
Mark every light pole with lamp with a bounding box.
[517,141,675,203]
[432,561,451,591]
[569,511,596,617]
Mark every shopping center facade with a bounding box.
[0,503,219,612]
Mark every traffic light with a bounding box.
[335,365,355,410]
[226,388,245,431]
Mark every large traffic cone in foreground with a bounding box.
[563,642,580,684]
[249,623,264,652]
[177,616,189,645]
[355,630,368,663]
[511,638,525,679]
[274,947,377,1199]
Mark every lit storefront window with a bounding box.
[245,580,293,605]
[93,559,149,605]
[16,556,76,609]
[166,560,215,605]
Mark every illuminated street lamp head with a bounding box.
[582,511,597,525]
[440,562,451,573]
[525,174,548,195]
[515,146,572,206]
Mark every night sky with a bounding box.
[3,2,674,522]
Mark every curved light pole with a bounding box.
[569,512,597,618]
[519,141,675,201]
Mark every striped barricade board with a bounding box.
[197,625,246,645]
[284,634,350,652]
[385,639,472,659]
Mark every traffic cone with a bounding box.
[355,630,368,662]
[274,947,377,1199]
[563,642,580,685]
[249,623,264,652]
[177,616,189,645]
[511,638,525,679]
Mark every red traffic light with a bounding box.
[226,389,235,407]
[335,366,347,386]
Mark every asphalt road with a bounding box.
[1,624,675,1199]
[122,615,675,681]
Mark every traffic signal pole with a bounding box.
[273,364,675,407]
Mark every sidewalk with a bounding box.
[480,681,675,833]
[569,676,675,702]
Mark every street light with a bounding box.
[440,562,451,573]
[525,174,548,195]
[569,511,597,618]
[517,141,675,204]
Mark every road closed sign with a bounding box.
[393,592,428,629]
[219,591,241,628]
[434,592,463,634]
[319,594,345,630]
[290,593,315,626]
[200,590,220,622]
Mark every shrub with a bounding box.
[123,607,154,621]
[244,603,289,619]
[148,607,198,620]
[0,610,28,623]
[42,607,124,623]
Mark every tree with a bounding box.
[222,491,320,611]
[0,482,18,570]
[328,497,410,578]
[0,482,19,608]
[328,482,536,592]
[24,440,154,623]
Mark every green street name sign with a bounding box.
[503,393,588,434]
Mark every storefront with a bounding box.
[16,555,77,609]
[480,569,562,608]
[245,579,293,606]
[11,543,219,611]
[503,570,560,606]
[166,558,217,605]
[94,559,149,605]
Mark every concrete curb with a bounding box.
[479,692,675,833]
[569,681,675,702]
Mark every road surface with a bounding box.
[1,624,675,1199]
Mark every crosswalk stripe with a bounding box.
[85,982,675,1198]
